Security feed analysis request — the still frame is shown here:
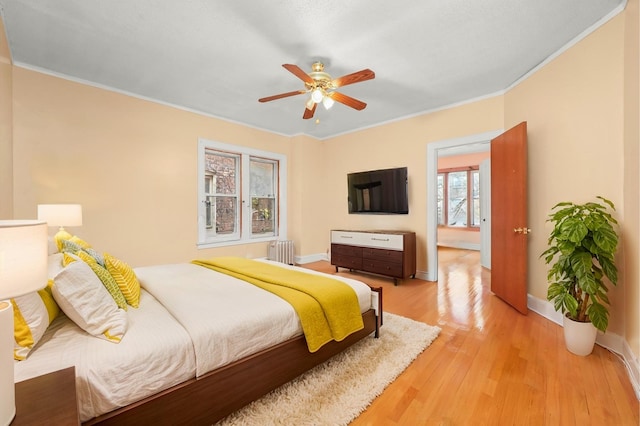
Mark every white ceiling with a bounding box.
[0,0,625,140]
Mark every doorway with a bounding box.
[425,129,503,282]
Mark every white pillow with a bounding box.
[48,252,64,278]
[47,236,59,255]
[12,284,60,360]
[52,260,128,343]
[12,253,65,360]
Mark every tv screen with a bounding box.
[347,167,409,214]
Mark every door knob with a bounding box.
[513,227,531,234]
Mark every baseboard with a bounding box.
[295,253,328,265]
[437,242,480,251]
[528,293,640,400]
[622,340,640,400]
[414,270,430,281]
[527,294,564,325]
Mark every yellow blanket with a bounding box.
[191,257,364,352]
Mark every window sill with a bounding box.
[197,235,279,250]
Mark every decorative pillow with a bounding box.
[54,229,73,252]
[12,281,60,360]
[83,247,105,267]
[52,260,128,343]
[104,253,141,308]
[60,238,84,254]
[69,235,91,249]
[60,238,106,266]
[75,251,127,310]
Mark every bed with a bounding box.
[13,253,382,425]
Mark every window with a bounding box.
[437,167,480,229]
[198,139,287,247]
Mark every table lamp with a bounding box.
[0,220,48,426]
[37,204,82,233]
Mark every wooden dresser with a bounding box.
[330,230,416,285]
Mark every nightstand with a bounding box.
[13,366,79,425]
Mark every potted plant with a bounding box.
[540,196,619,356]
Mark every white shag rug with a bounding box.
[216,313,441,426]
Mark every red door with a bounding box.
[491,122,529,314]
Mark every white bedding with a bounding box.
[14,259,375,422]
[14,290,196,422]
[135,259,374,376]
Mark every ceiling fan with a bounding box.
[258,62,375,119]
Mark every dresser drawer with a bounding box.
[363,247,403,263]
[331,243,363,257]
[331,230,404,250]
[362,259,404,278]
[331,253,363,270]
[360,233,404,250]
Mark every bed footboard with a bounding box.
[85,308,380,426]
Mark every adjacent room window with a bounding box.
[197,139,287,247]
[437,167,480,229]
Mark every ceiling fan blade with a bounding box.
[258,90,306,103]
[332,69,375,88]
[283,64,314,85]
[303,103,317,119]
[328,91,367,110]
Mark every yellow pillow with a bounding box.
[77,251,128,310]
[12,280,60,360]
[54,229,73,252]
[62,251,77,267]
[70,235,91,249]
[104,253,141,308]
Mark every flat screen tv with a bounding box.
[347,167,409,214]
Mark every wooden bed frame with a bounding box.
[85,286,383,426]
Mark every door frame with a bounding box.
[480,158,491,269]
[425,129,503,281]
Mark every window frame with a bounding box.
[197,139,287,248]
[437,166,480,231]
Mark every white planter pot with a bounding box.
[563,316,598,356]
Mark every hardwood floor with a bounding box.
[303,248,639,425]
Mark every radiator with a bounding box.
[268,240,295,265]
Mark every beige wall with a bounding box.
[11,68,293,266]
[0,19,12,219]
[623,0,640,359]
[288,133,328,257]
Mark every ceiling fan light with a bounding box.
[305,97,315,110]
[311,88,324,103]
[322,96,335,110]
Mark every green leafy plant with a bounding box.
[540,196,619,332]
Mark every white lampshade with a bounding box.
[0,220,48,299]
[0,220,48,426]
[37,204,83,229]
